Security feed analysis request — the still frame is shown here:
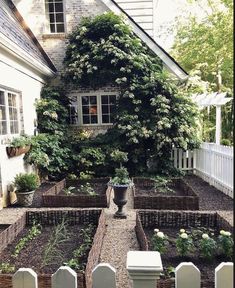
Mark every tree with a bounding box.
[63,12,200,175]
[171,0,233,143]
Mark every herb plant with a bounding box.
[153,176,175,194]
[0,262,15,273]
[109,167,132,186]
[14,173,40,192]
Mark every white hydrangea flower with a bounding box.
[202,233,209,239]
[180,229,185,233]
[180,233,188,239]
[156,232,164,239]
[224,231,231,237]
[154,229,159,233]
[220,230,226,235]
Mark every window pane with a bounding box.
[48,3,54,12]
[110,95,116,104]
[56,13,64,22]
[8,94,12,106]
[102,115,109,123]
[82,106,89,114]
[89,106,97,115]
[102,105,109,114]
[11,94,17,107]
[0,121,7,135]
[101,95,108,104]
[90,96,97,104]
[49,13,55,22]
[55,3,63,12]
[56,24,65,33]
[82,96,89,105]
[91,115,98,124]
[0,91,5,105]
[50,24,56,33]
[110,105,115,114]
[0,106,6,120]
[83,116,90,124]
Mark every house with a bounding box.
[0,0,188,208]
[0,0,56,208]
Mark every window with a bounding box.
[0,89,20,136]
[70,93,117,126]
[45,0,65,33]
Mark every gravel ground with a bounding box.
[0,175,233,288]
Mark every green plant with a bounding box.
[109,167,132,186]
[199,233,217,260]
[151,229,169,254]
[64,225,94,271]
[110,149,128,168]
[153,176,175,194]
[12,222,42,258]
[63,186,76,195]
[217,230,233,259]
[41,218,70,268]
[9,135,31,147]
[14,173,40,192]
[221,139,231,146]
[78,183,97,196]
[176,229,194,257]
[0,262,15,273]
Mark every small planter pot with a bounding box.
[111,183,133,219]
[6,146,31,158]
[16,190,35,207]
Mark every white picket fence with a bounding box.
[10,252,233,288]
[171,142,233,198]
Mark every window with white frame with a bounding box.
[70,93,117,126]
[45,0,65,33]
[0,89,20,135]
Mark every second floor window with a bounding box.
[45,0,65,33]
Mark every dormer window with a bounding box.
[45,0,65,33]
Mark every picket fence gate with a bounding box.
[11,251,233,288]
[171,142,233,198]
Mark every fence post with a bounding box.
[126,251,163,288]
[92,263,116,288]
[13,268,38,288]
[51,266,77,288]
[175,262,200,288]
[215,262,233,288]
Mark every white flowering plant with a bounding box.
[151,229,169,254]
[199,233,217,260]
[217,230,233,259]
[176,230,194,257]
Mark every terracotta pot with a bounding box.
[6,146,31,158]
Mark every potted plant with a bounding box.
[109,150,133,218]
[6,135,31,158]
[13,173,40,207]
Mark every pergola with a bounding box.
[191,92,232,144]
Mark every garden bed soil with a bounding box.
[133,177,199,210]
[42,178,112,208]
[136,210,233,288]
[0,209,106,288]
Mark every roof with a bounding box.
[0,0,56,75]
[100,0,188,81]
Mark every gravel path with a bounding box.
[0,174,233,288]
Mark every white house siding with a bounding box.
[115,0,156,39]
[0,48,46,208]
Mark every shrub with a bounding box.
[14,173,39,192]
[110,167,132,186]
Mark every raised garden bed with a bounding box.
[0,209,106,288]
[136,210,233,288]
[42,178,111,208]
[133,177,199,210]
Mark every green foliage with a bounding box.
[221,138,231,146]
[153,176,175,194]
[63,12,200,175]
[36,86,69,134]
[0,262,15,273]
[63,186,76,195]
[78,183,97,195]
[110,149,128,168]
[14,173,39,192]
[12,222,42,258]
[24,134,71,180]
[41,218,70,268]
[151,229,169,254]
[110,167,132,186]
[217,230,234,259]
[176,230,194,257]
[9,135,31,147]
[199,234,217,260]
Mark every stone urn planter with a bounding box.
[15,190,35,207]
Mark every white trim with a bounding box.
[0,34,55,77]
[99,0,188,80]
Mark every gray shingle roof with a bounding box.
[0,0,56,72]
